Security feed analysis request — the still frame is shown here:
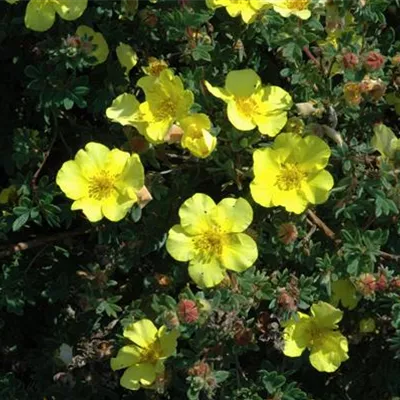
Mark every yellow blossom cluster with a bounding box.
[106,67,217,159]
[205,0,312,23]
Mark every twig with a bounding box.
[302,223,317,242]
[0,228,91,259]
[31,128,58,191]
[306,209,400,261]
[303,46,320,67]
[306,210,337,241]
[379,251,400,262]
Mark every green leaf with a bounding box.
[12,213,30,232]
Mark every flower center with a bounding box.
[148,61,168,77]
[276,164,305,191]
[284,0,309,10]
[194,230,224,260]
[156,99,177,120]
[236,96,259,116]
[88,171,116,200]
[140,341,162,364]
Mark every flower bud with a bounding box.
[188,361,211,378]
[277,288,297,312]
[164,311,180,329]
[391,276,400,289]
[363,51,386,71]
[391,54,400,66]
[343,52,359,69]
[278,223,298,245]
[178,299,199,324]
[356,273,376,296]
[375,273,388,291]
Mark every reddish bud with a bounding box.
[155,273,172,287]
[188,361,211,377]
[178,299,199,324]
[164,311,180,329]
[138,9,158,27]
[357,273,376,296]
[278,223,298,245]
[343,52,359,69]
[390,276,400,289]
[233,321,254,346]
[66,35,81,48]
[277,288,297,312]
[363,51,385,71]
[375,273,388,291]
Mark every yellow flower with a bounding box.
[166,193,258,288]
[136,69,194,143]
[75,25,109,65]
[0,186,18,204]
[180,114,217,158]
[250,133,334,214]
[142,57,169,77]
[371,123,400,164]
[120,0,138,19]
[269,0,311,20]
[330,279,359,310]
[56,142,144,222]
[106,70,194,144]
[111,319,179,391]
[206,0,268,24]
[116,43,138,74]
[283,301,349,372]
[205,69,292,137]
[24,0,88,32]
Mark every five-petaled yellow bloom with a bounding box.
[180,113,217,159]
[206,0,268,24]
[283,301,349,372]
[330,279,359,310]
[270,0,311,20]
[106,69,194,144]
[166,193,258,288]
[111,319,179,391]
[205,69,292,137]
[56,142,144,222]
[75,25,109,65]
[23,0,88,32]
[250,133,334,214]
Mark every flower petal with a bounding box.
[331,279,359,310]
[123,319,158,348]
[227,101,256,131]
[188,257,226,288]
[310,301,343,329]
[211,197,253,233]
[166,225,195,262]
[295,135,331,171]
[24,0,56,32]
[110,345,141,371]
[101,193,133,222]
[179,193,216,235]
[221,233,258,272]
[56,160,88,200]
[71,197,103,222]
[272,187,308,214]
[301,170,334,205]
[254,111,288,137]
[309,331,349,372]
[106,93,141,127]
[118,153,144,191]
[225,69,261,97]
[157,326,179,358]
[120,363,157,390]
[204,81,231,102]
[53,0,87,21]
[116,43,138,74]
[283,313,312,357]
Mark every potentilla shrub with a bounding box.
[0,1,399,399]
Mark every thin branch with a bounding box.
[0,228,91,259]
[306,210,337,241]
[306,209,400,261]
[303,46,320,67]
